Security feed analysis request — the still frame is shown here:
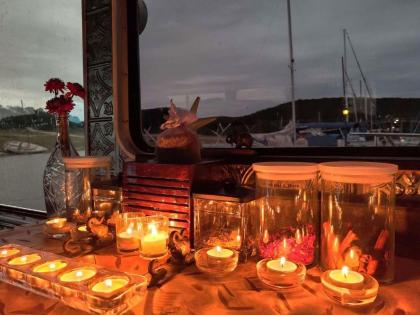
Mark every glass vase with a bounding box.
[43,113,79,216]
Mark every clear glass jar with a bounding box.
[115,212,143,254]
[92,179,122,218]
[64,156,112,223]
[193,187,258,260]
[319,162,398,283]
[253,162,319,267]
[138,216,169,260]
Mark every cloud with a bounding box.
[139,0,420,117]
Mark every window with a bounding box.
[0,0,84,211]
[139,0,420,149]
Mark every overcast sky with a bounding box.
[0,0,83,118]
[0,1,419,119]
[140,0,420,117]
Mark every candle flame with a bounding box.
[236,235,241,242]
[21,255,27,262]
[49,263,56,270]
[104,279,113,287]
[280,256,286,267]
[149,223,158,236]
[126,227,133,235]
[216,245,222,253]
[76,270,83,278]
[263,229,269,244]
[349,249,354,259]
[342,266,349,278]
[1,249,7,256]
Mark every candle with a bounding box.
[140,223,168,258]
[117,226,140,252]
[267,257,297,273]
[33,260,68,273]
[0,248,20,258]
[8,254,41,266]
[59,267,97,283]
[46,218,67,229]
[207,246,233,260]
[91,277,129,294]
[329,266,364,289]
[78,225,88,232]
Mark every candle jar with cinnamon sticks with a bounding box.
[253,162,319,267]
[319,162,398,283]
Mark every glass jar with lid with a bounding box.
[64,156,112,223]
[253,162,319,267]
[319,161,398,283]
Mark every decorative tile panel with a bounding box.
[87,63,113,119]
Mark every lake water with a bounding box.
[0,151,84,211]
[0,153,49,210]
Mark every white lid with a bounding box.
[319,161,398,184]
[252,162,318,180]
[63,156,112,169]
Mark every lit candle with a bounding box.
[59,267,97,283]
[46,218,67,229]
[207,246,233,260]
[267,256,297,273]
[33,260,68,273]
[78,225,88,232]
[91,277,129,294]
[8,254,41,266]
[0,248,20,258]
[140,223,168,258]
[329,266,364,289]
[117,226,140,252]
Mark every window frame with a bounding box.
[127,0,420,162]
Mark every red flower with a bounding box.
[44,78,65,94]
[66,82,85,99]
[45,95,74,114]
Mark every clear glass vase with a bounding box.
[43,113,79,216]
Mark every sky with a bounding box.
[139,0,420,117]
[0,0,84,119]
[0,1,419,120]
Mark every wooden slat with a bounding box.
[123,199,190,213]
[123,185,190,197]
[123,207,191,220]
[124,177,191,189]
[123,191,189,205]
[125,163,194,181]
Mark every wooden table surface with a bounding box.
[0,224,419,315]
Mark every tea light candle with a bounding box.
[78,225,88,232]
[91,277,129,294]
[117,226,139,252]
[8,254,41,266]
[33,260,68,273]
[329,266,364,289]
[0,248,20,258]
[140,224,168,257]
[207,246,233,260]
[267,257,297,273]
[59,267,97,283]
[46,218,67,229]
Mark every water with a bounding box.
[0,153,49,210]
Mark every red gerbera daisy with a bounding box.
[45,95,74,114]
[44,78,65,94]
[66,82,86,99]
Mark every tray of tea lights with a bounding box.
[0,244,148,315]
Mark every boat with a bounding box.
[3,140,48,154]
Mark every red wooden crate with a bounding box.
[122,162,196,241]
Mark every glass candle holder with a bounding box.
[138,216,169,260]
[115,213,143,254]
[193,187,258,260]
[43,217,72,239]
[257,257,306,289]
[321,266,379,306]
[253,162,319,267]
[195,246,239,276]
[319,162,397,283]
[92,178,122,218]
[64,156,112,224]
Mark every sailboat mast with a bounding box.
[287,0,297,144]
[343,29,349,123]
